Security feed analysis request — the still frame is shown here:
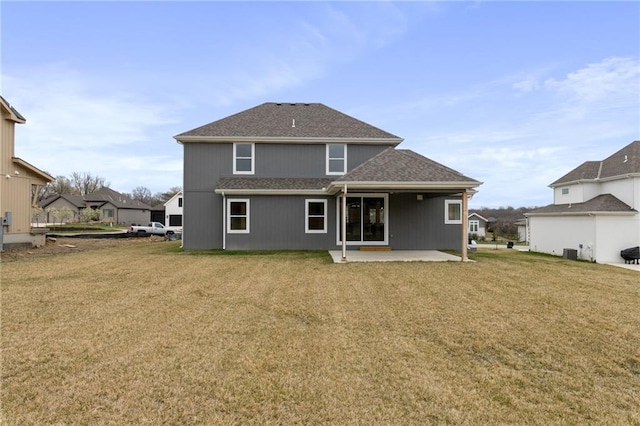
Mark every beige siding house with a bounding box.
[1,96,54,249]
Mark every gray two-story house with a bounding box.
[175,103,481,258]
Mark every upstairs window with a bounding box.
[305,199,327,233]
[561,188,569,195]
[234,143,254,174]
[444,200,462,224]
[326,144,346,175]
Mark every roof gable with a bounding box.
[336,148,481,184]
[468,212,488,221]
[527,193,637,215]
[552,140,640,186]
[84,187,151,210]
[175,102,402,142]
[0,95,26,123]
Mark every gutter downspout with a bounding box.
[222,192,226,250]
[341,184,347,262]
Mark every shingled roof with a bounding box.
[335,148,481,185]
[216,177,332,193]
[551,140,640,186]
[527,193,637,215]
[84,187,152,210]
[39,193,86,209]
[175,103,402,142]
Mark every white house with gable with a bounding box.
[526,140,639,263]
[164,191,183,228]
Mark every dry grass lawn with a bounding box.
[1,240,639,425]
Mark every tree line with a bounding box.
[38,171,181,207]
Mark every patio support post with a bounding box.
[341,184,347,262]
[461,189,468,261]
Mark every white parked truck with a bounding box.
[128,222,176,236]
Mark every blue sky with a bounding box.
[2,1,638,208]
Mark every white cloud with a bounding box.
[193,3,411,106]
[373,56,640,208]
[544,57,639,104]
[3,63,182,194]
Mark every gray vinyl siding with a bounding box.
[183,143,230,249]
[116,208,150,226]
[389,193,462,250]
[183,142,394,249]
[225,195,336,250]
[254,144,391,177]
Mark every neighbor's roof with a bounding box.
[175,102,403,142]
[551,140,640,186]
[334,148,481,186]
[468,212,488,221]
[526,194,637,216]
[39,193,86,209]
[0,95,26,123]
[215,177,332,194]
[84,187,152,210]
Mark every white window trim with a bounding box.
[233,143,255,175]
[227,198,250,233]
[326,144,347,175]
[469,220,479,232]
[335,193,389,245]
[444,200,462,224]
[305,199,327,234]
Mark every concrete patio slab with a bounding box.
[328,250,463,263]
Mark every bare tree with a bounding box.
[37,174,78,202]
[70,172,109,196]
[158,186,182,203]
[131,186,154,205]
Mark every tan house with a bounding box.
[1,96,54,249]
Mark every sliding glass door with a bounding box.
[338,194,388,245]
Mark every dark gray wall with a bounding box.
[225,195,336,250]
[183,143,230,249]
[389,193,462,250]
[183,142,393,249]
[254,144,390,177]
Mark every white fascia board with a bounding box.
[163,191,183,207]
[550,174,640,187]
[526,211,637,217]
[327,181,481,193]
[175,136,403,145]
[214,189,328,196]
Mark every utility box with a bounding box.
[563,248,578,260]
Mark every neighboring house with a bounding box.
[526,140,640,263]
[514,218,528,243]
[175,102,482,259]
[0,96,54,249]
[38,187,152,226]
[164,191,183,227]
[83,187,151,225]
[38,193,86,223]
[467,212,488,239]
